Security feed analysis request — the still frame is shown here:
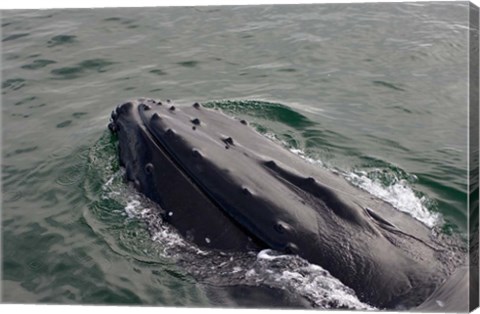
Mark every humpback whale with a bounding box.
[108,98,460,309]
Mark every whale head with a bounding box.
[108,97,452,309]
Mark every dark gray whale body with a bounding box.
[108,98,459,309]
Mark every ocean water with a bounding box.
[1,2,475,310]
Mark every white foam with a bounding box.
[245,269,257,277]
[263,132,324,166]
[101,167,125,198]
[257,249,285,260]
[247,250,375,310]
[345,171,441,227]
[289,148,323,166]
[232,267,243,273]
[124,198,142,218]
[150,224,189,251]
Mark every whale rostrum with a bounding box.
[109,98,462,309]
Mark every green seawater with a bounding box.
[1,2,474,308]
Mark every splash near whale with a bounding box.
[108,98,461,309]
